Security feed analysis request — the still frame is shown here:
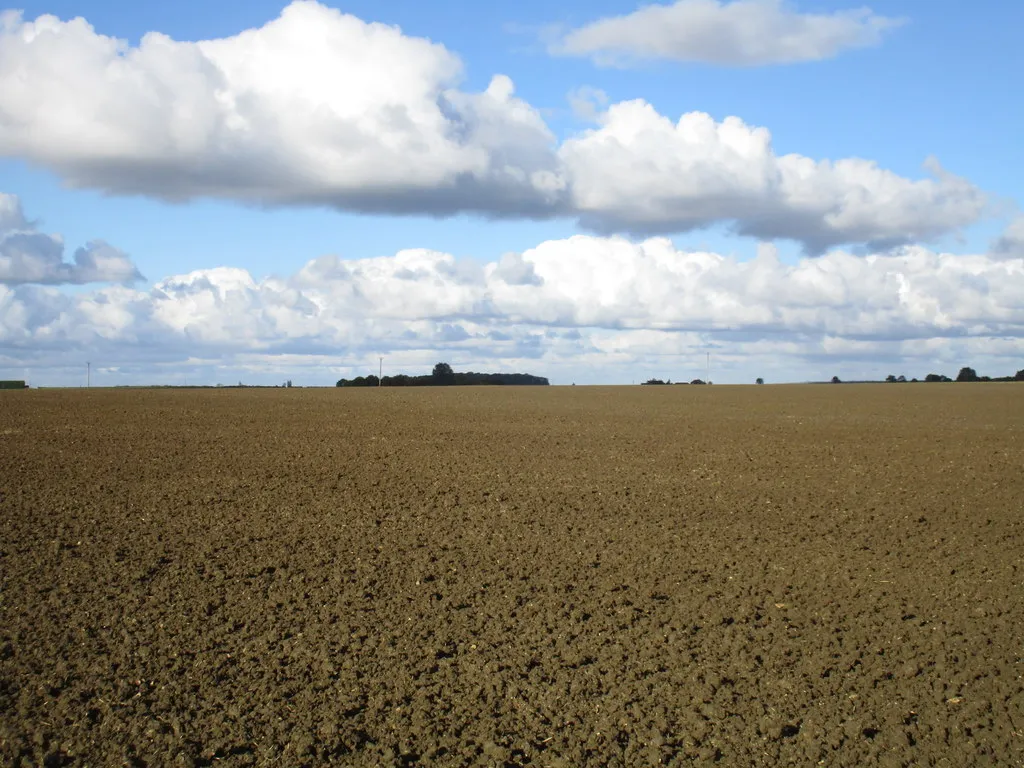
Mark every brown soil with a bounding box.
[1,385,1022,766]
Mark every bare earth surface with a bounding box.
[1,385,1022,767]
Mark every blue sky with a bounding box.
[1,0,1022,385]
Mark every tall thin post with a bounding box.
[87,362,91,388]
[379,357,383,387]
[706,352,710,385]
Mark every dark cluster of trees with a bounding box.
[888,367,1024,383]
[832,367,1024,384]
[0,380,28,389]
[642,378,707,385]
[337,362,549,387]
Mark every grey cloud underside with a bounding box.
[61,160,569,220]
[574,197,866,251]
[54,157,982,254]
[991,216,1024,259]
[733,215,936,257]
[575,207,971,258]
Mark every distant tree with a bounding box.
[432,362,456,385]
[885,374,897,383]
[897,375,907,383]
[642,378,668,385]
[911,378,919,383]
[691,379,706,385]
[1016,369,1024,381]
[831,376,842,384]
[925,373,950,383]
[956,366,979,382]
[756,377,764,385]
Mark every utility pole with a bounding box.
[87,362,91,388]
[379,357,383,387]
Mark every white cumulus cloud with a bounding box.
[0,193,143,285]
[2,233,1022,385]
[493,235,1024,339]
[0,3,562,217]
[550,0,904,67]
[560,104,985,251]
[0,3,983,252]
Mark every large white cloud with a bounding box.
[493,236,1024,338]
[0,193,143,285]
[2,233,1022,384]
[559,104,985,251]
[0,3,562,216]
[550,0,903,67]
[0,3,983,251]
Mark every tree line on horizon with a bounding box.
[641,378,709,385]
[336,362,549,388]
[641,365,1023,386]
[830,366,1024,384]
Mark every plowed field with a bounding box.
[1,385,1022,767]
